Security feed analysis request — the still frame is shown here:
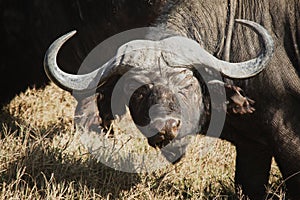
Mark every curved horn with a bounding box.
[44,19,274,92]
[44,30,121,91]
[218,19,274,78]
[161,19,274,79]
[44,31,159,92]
[44,31,96,91]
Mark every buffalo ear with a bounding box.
[75,74,128,134]
[75,94,102,132]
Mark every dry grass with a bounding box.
[0,83,286,199]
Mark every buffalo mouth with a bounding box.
[143,118,192,164]
[146,118,180,148]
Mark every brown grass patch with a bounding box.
[0,83,285,199]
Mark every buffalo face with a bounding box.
[129,83,182,148]
[108,67,203,163]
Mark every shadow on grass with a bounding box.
[0,106,20,134]
[1,142,141,199]
[0,95,142,198]
[0,104,70,141]
[0,101,143,199]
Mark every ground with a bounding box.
[0,83,286,199]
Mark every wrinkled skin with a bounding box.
[224,1,300,199]
[169,0,300,199]
[46,0,300,199]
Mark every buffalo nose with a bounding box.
[148,119,180,148]
[164,119,180,136]
[153,119,180,137]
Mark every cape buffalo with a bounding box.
[44,0,300,199]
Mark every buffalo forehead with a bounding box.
[121,67,198,94]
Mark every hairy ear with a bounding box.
[74,74,127,134]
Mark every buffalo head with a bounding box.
[44,19,274,163]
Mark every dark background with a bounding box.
[0,0,166,105]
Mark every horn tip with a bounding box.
[234,19,247,24]
[60,30,77,43]
[68,30,77,37]
[70,30,77,35]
